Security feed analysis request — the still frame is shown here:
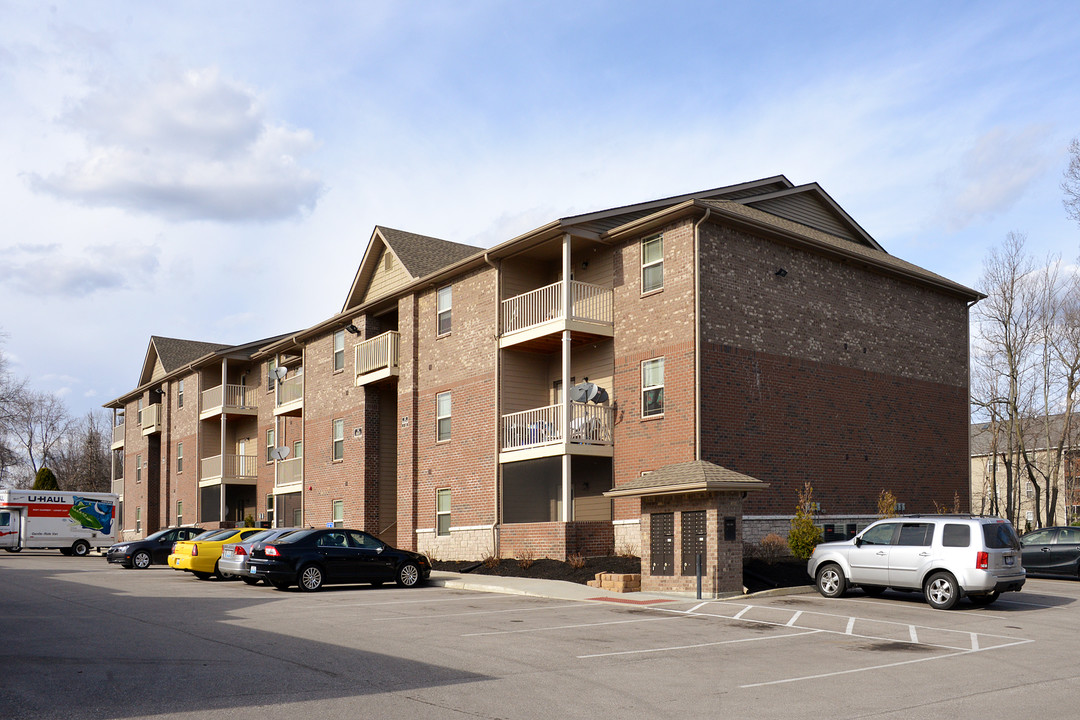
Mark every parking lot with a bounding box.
[3,553,1079,719]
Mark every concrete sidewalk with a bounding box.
[428,570,812,603]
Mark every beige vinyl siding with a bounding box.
[363,248,413,304]
[745,194,858,244]
[544,342,614,401]
[573,495,612,521]
[501,350,550,413]
[151,357,166,382]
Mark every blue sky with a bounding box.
[1,1,1079,418]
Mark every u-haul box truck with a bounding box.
[0,490,118,556]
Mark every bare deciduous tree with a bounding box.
[51,411,111,492]
[1064,138,1080,226]
[7,390,72,474]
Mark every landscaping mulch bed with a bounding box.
[432,555,812,592]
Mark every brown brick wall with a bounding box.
[640,492,743,596]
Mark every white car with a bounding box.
[808,515,1026,609]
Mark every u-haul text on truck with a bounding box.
[0,490,118,556]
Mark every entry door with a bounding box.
[237,439,249,477]
[650,513,674,576]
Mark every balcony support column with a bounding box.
[561,232,572,522]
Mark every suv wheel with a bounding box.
[815,564,846,598]
[924,572,959,610]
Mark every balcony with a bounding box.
[199,454,258,486]
[274,374,303,416]
[199,384,258,420]
[500,401,614,462]
[355,331,400,386]
[275,456,303,488]
[111,423,125,450]
[500,280,613,350]
[141,403,162,435]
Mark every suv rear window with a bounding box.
[942,524,970,547]
[982,522,1020,550]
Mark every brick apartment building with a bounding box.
[106,175,980,560]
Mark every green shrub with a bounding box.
[33,467,59,491]
[788,482,823,560]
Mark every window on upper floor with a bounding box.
[135,454,143,483]
[436,392,451,442]
[437,488,451,536]
[137,398,144,426]
[437,285,452,336]
[1025,482,1034,499]
[267,358,277,392]
[332,499,344,528]
[176,442,183,473]
[266,429,275,463]
[177,379,184,408]
[333,330,345,372]
[136,506,142,534]
[642,235,664,294]
[642,357,665,418]
[332,418,344,461]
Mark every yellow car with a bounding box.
[168,527,266,580]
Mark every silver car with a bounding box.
[808,515,1026,609]
[220,528,303,583]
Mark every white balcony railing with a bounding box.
[141,403,162,433]
[200,454,258,480]
[500,402,614,452]
[276,456,303,487]
[112,423,125,446]
[500,280,613,335]
[200,384,258,413]
[355,331,400,377]
[277,374,303,407]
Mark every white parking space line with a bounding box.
[578,629,823,658]
[371,601,586,622]
[846,616,856,634]
[909,625,919,643]
[462,614,689,637]
[785,611,803,627]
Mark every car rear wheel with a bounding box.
[969,591,1000,606]
[299,565,324,592]
[815,564,846,598]
[192,571,213,580]
[396,562,421,588]
[132,551,151,569]
[4,547,22,553]
[924,572,959,610]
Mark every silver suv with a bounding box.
[808,515,1025,609]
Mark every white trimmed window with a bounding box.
[436,392,451,442]
[642,357,665,418]
[176,501,183,526]
[135,454,142,483]
[293,441,303,459]
[176,442,183,473]
[333,330,345,372]
[436,489,451,536]
[266,494,275,524]
[266,429,275,463]
[332,419,344,461]
[135,506,142,534]
[1025,482,1034,499]
[267,358,277,392]
[642,235,664,293]
[177,379,184,408]
[332,500,344,528]
[437,286,452,335]
[137,398,144,426]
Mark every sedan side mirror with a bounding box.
[854,537,863,547]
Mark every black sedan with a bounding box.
[246,528,430,591]
[1020,526,1080,578]
[106,526,209,568]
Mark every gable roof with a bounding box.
[139,336,230,386]
[604,460,770,498]
[342,226,484,311]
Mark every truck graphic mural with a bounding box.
[68,497,114,535]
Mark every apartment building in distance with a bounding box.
[107,175,981,559]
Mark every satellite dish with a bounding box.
[270,446,290,462]
[592,386,609,404]
[568,383,589,403]
[274,366,288,381]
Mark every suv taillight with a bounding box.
[265,545,279,557]
[976,551,988,569]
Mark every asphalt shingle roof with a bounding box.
[150,336,230,373]
[377,226,483,279]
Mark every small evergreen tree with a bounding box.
[877,489,898,518]
[788,482,823,560]
[33,467,59,491]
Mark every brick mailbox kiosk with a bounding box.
[605,461,769,597]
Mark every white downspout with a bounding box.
[562,233,572,522]
[693,208,711,462]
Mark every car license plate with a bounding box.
[250,567,257,574]
[1005,556,1014,566]
[224,549,232,558]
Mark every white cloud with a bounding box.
[936,125,1055,232]
[25,67,324,222]
[0,242,160,297]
